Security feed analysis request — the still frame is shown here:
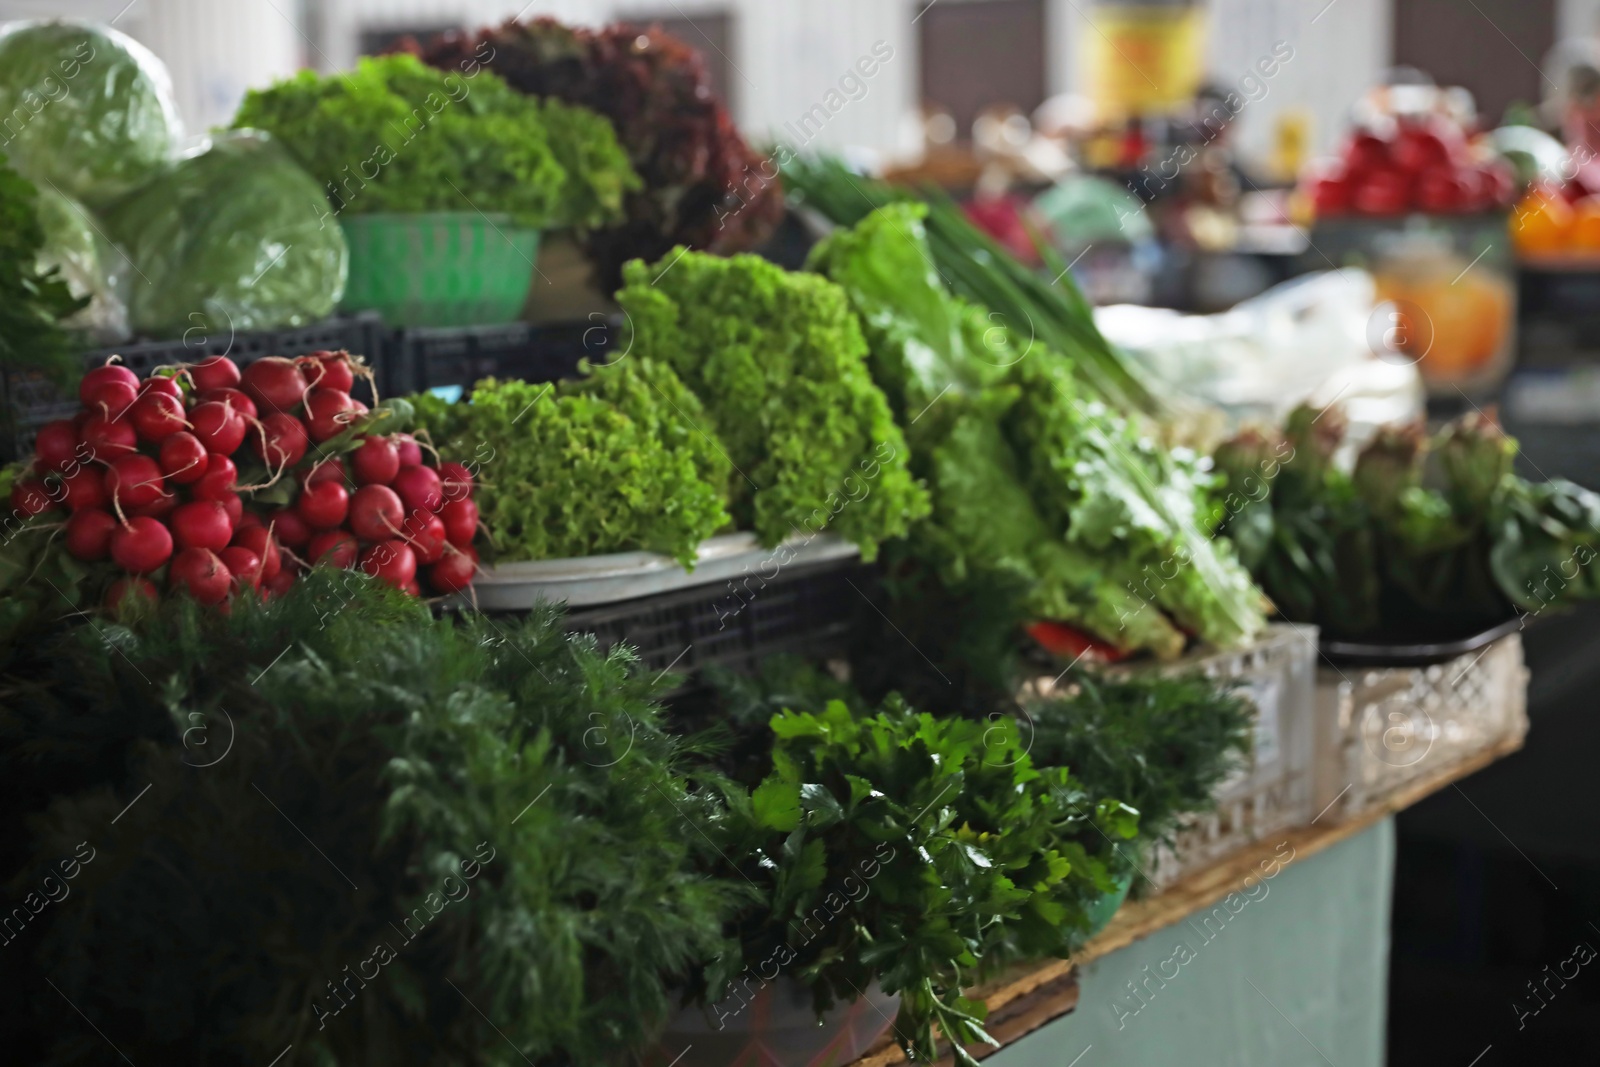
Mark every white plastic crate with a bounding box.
[1123,624,1318,887]
[1312,633,1529,823]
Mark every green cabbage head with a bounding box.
[0,20,182,209]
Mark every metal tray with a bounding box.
[1319,616,1523,667]
[458,532,860,610]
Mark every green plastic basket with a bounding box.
[340,212,539,328]
[1083,869,1135,939]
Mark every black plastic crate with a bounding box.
[392,317,619,396]
[1,314,386,464]
[561,560,866,685]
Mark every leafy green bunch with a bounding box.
[1215,406,1600,640]
[233,53,638,229]
[810,202,1264,661]
[0,152,83,378]
[693,661,1135,1066]
[1024,673,1254,848]
[0,571,742,1067]
[617,249,930,559]
[411,358,731,566]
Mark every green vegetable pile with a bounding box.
[0,20,181,210]
[1025,673,1254,848]
[782,154,1154,414]
[0,152,82,378]
[687,658,1137,1067]
[412,359,732,566]
[617,248,930,558]
[104,130,349,337]
[233,53,638,230]
[810,202,1264,660]
[0,572,742,1067]
[1215,406,1600,641]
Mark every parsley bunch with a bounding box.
[233,53,637,229]
[691,662,1135,1066]
[618,249,929,559]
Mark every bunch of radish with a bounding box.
[8,350,478,611]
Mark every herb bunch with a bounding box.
[0,571,742,1067]
[689,660,1135,1066]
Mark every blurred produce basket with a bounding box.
[1312,627,1529,823]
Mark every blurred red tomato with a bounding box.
[1353,169,1412,215]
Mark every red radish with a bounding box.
[86,379,138,419]
[131,391,188,442]
[10,478,54,516]
[110,516,173,574]
[201,387,257,419]
[232,525,281,580]
[169,547,231,604]
[59,465,107,511]
[192,454,238,501]
[251,412,309,469]
[80,412,139,458]
[360,540,416,588]
[159,432,210,485]
[349,484,404,541]
[402,579,422,597]
[437,461,474,501]
[307,351,355,394]
[131,493,178,521]
[141,375,183,400]
[429,546,478,594]
[105,576,158,614]
[264,567,295,599]
[392,464,443,515]
[65,508,117,560]
[241,357,308,413]
[297,480,349,529]
[218,493,243,529]
[304,387,355,442]
[303,456,346,487]
[351,436,400,485]
[395,434,423,468]
[190,355,241,393]
[170,500,233,552]
[34,420,80,471]
[265,507,311,548]
[440,497,478,547]
[220,546,263,591]
[236,510,264,530]
[106,454,167,510]
[403,511,448,564]
[190,401,247,456]
[308,529,358,568]
[78,364,139,406]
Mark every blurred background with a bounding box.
[8,0,1600,1058]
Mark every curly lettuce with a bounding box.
[412,362,729,566]
[617,250,928,560]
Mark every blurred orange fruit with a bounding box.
[1513,188,1575,256]
[1571,195,1600,252]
